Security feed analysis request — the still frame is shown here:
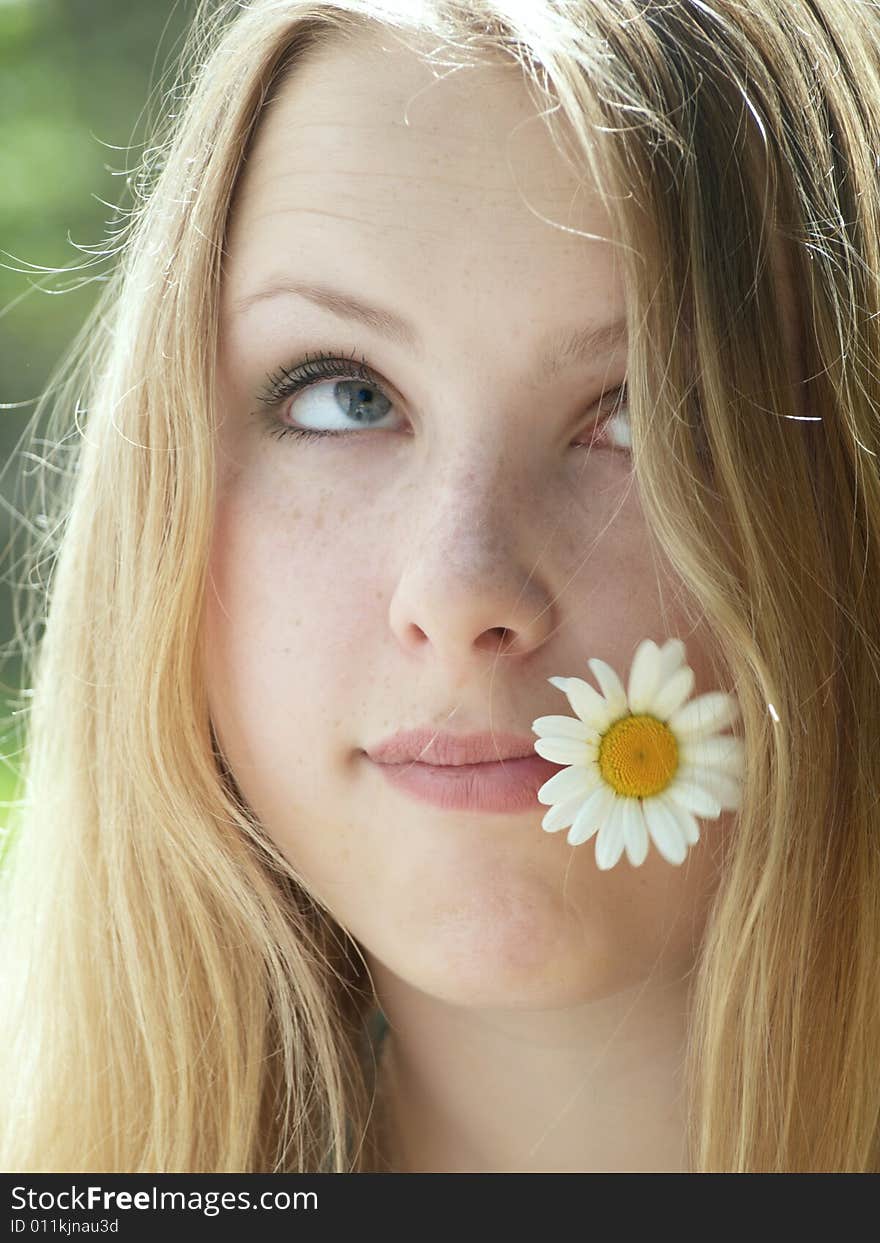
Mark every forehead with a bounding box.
[231,29,595,224]
[221,29,625,324]
[221,25,803,390]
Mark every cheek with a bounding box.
[207,476,378,662]
[202,482,384,803]
[561,822,728,985]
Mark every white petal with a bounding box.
[548,676,571,692]
[537,763,600,805]
[679,734,745,776]
[627,640,663,713]
[622,800,650,866]
[541,792,591,833]
[668,691,741,742]
[534,736,595,766]
[559,676,618,732]
[567,783,614,846]
[680,812,701,846]
[595,797,627,870]
[532,714,595,742]
[658,638,686,678]
[665,777,722,819]
[678,764,743,811]
[642,795,688,865]
[650,664,696,720]
[662,793,702,847]
[587,657,629,717]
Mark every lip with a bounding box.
[366,728,541,766]
[365,729,565,814]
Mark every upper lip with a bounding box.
[366,728,539,766]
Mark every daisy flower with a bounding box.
[531,638,744,870]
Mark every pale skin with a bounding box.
[203,29,782,1172]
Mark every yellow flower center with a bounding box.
[597,714,679,798]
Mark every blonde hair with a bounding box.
[2,0,880,1172]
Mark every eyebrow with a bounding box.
[232,279,628,378]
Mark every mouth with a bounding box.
[366,752,564,814]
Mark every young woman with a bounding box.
[2,0,879,1173]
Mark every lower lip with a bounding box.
[368,754,563,813]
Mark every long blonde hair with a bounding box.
[2,0,880,1172]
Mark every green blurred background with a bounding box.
[0,0,193,845]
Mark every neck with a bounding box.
[368,968,694,1174]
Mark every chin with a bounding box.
[385,928,627,1009]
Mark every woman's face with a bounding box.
[205,30,737,1007]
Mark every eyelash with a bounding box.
[256,348,380,443]
[255,348,629,448]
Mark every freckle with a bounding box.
[314,512,324,530]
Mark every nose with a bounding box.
[387,459,558,668]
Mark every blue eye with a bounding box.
[255,349,394,444]
[255,349,630,451]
